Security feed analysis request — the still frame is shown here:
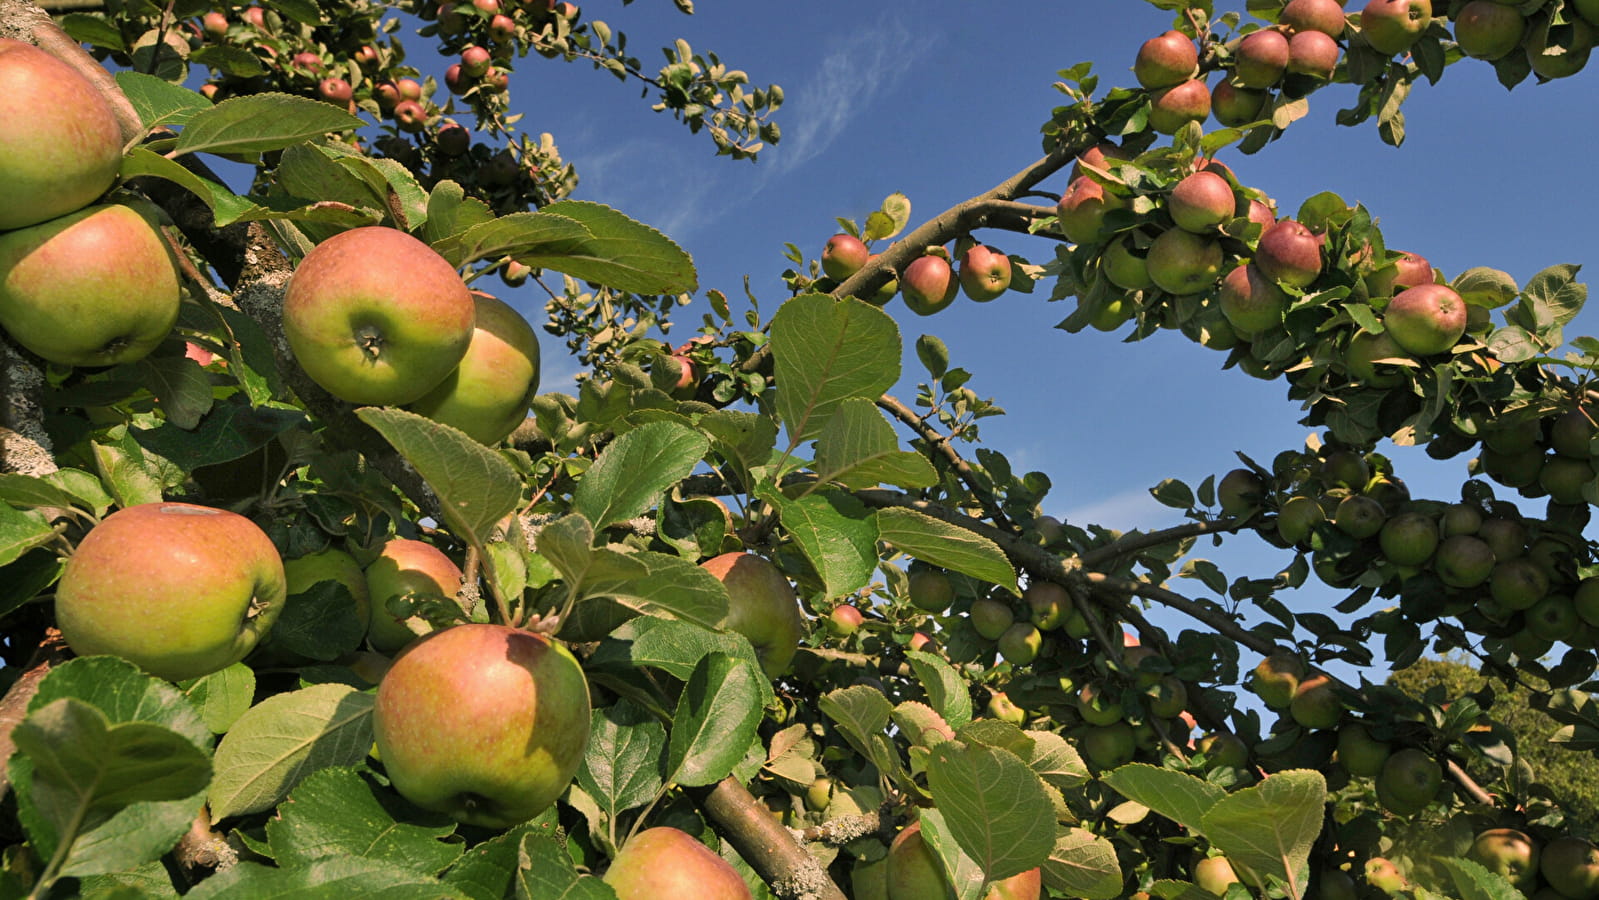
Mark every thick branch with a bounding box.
[0,629,70,801]
[1078,517,1246,568]
[692,777,847,900]
[0,341,54,476]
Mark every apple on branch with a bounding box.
[700,551,806,678]
[603,827,752,900]
[408,292,541,444]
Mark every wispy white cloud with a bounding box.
[1059,487,1168,533]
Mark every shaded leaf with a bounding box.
[209,684,374,820]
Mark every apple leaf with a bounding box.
[926,742,1056,881]
[905,651,973,729]
[1042,827,1123,900]
[173,92,362,157]
[697,409,778,475]
[571,421,709,532]
[422,181,496,247]
[520,200,698,295]
[666,653,765,787]
[0,502,56,567]
[579,548,729,631]
[1020,731,1091,793]
[919,808,987,900]
[209,683,375,821]
[440,818,560,900]
[754,485,877,599]
[1452,267,1519,309]
[13,698,211,842]
[259,580,367,663]
[513,832,617,900]
[90,438,165,508]
[812,398,938,490]
[0,474,87,511]
[182,664,256,734]
[113,71,211,130]
[1434,857,1526,900]
[874,507,1020,595]
[1100,763,1226,837]
[276,144,390,217]
[1198,769,1325,895]
[818,685,906,786]
[357,407,522,553]
[590,618,767,702]
[770,293,901,446]
[265,767,462,876]
[577,702,666,824]
[434,210,591,269]
[185,856,467,899]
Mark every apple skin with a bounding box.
[902,255,959,316]
[408,292,540,444]
[1169,171,1236,234]
[284,546,372,630]
[372,623,590,828]
[603,826,751,900]
[1217,467,1265,515]
[1057,176,1125,244]
[1454,0,1525,59]
[1468,828,1540,893]
[997,622,1042,665]
[1210,81,1269,127]
[1290,673,1344,729]
[0,39,124,231]
[1287,29,1342,79]
[970,596,1017,641]
[1365,250,1433,297]
[364,538,464,653]
[1361,0,1432,55]
[959,245,1013,302]
[908,570,955,613]
[826,604,865,637]
[1146,228,1222,295]
[1282,0,1349,37]
[1383,284,1466,355]
[1255,219,1323,288]
[822,233,869,280]
[0,204,181,367]
[1148,79,1212,134]
[1250,651,1306,710]
[1236,28,1291,87]
[1377,747,1442,808]
[1541,836,1599,899]
[886,822,1040,900]
[283,227,476,405]
[1134,30,1199,88]
[1218,264,1288,337]
[55,502,286,682]
[1378,511,1439,567]
[700,552,806,678]
[1102,237,1153,292]
[1344,330,1409,387]
[1194,856,1240,895]
[1335,722,1391,776]
[1525,13,1595,79]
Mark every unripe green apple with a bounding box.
[1384,284,1467,356]
[1217,468,1266,515]
[1290,673,1344,729]
[997,622,1042,665]
[1249,650,1305,710]
[1194,856,1240,895]
[283,226,476,405]
[0,39,124,231]
[1379,511,1438,566]
[1320,450,1371,490]
[1025,581,1071,631]
[604,827,751,900]
[1490,556,1550,611]
[1076,682,1124,726]
[1146,227,1222,295]
[1574,577,1599,627]
[1434,534,1496,588]
[408,292,540,444]
[1377,747,1442,809]
[1540,836,1599,899]
[1335,722,1391,777]
[1344,330,1409,387]
[284,546,372,630]
[1147,676,1188,718]
[1454,0,1525,59]
[56,502,286,681]
[1550,408,1598,458]
[908,570,954,613]
[1277,494,1326,545]
[1101,236,1153,291]
[700,551,806,678]
[959,244,1013,302]
[1333,494,1386,539]
[1315,867,1359,900]
[0,204,181,367]
[365,538,463,653]
[822,233,869,280]
[1079,721,1136,769]
[987,691,1026,726]
[1197,732,1249,769]
[1468,828,1540,893]
[1524,594,1580,643]
[1540,455,1594,505]
[372,624,590,828]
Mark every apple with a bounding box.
[987,691,1025,725]
[1365,250,1433,296]
[55,502,286,681]
[602,826,751,900]
[489,13,517,42]
[997,622,1042,665]
[886,822,1040,900]
[959,244,1012,302]
[1481,445,1544,488]
[1287,29,1342,79]
[970,596,1016,641]
[1344,330,1409,387]
[1256,219,1323,287]
[352,44,378,65]
[444,64,472,95]
[1490,557,1549,611]
[317,77,353,104]
[365,538,464,653]
[901,255,959,315]
[1454,1,1525,59]
[1333,494,1385,539]
[372,623,589,827]
[1236,28,1291,87]
[1378,511,1438,566]
[408,292,540,444]
[1147,78,1212,134]
[1575,577,1599,627]
[291,51,321,72]
[1383,284,1467,355]
[1378,747,1442,808]
[1101,237,1152,291]
[1468,828,1540,893]
[1072,141,1131,180]
[1218,264,1288,337]
[822,233,869,280]
[1525,594,1581,643]
[284,546,372,630]
[1146,228,1222,294]
[1364,857,1408,893]
[1057,175,1124,244]
[1147,676,1188,718]
[1211,81,1269,127]
[202,11,229,37]
[1434,534,1495,588]
[1076,682,1124,726]
[1290,673,1344,729]
[1317,867,1359,900]
[1217,468,1265,515]
[1335,722,1391,776]
[461,45,492,78]
[0,39,124,231]
[1550,408,1598,458]
[826,604,865,637]
[1088,296,1135,331]
[1541,836,1599,899]
[435,122,471,156]
[1579,0,1599,26]
[0,204,181,367]
[1277,494,1326,544]
[1025,581,1071,631]
[1361,0,1432,55]
[1249,651,1306,709]
[1194,856,1240,895]
[1282,0,1348,37]
[1197,732,1249,769]
[908,570,954,613]
[1079,721,1136,769]
[393,99,428,132]
[1322,452,1370,489]
[700,551,806,678]
[373,81,401,110]
[1477,517,1527,560]
[1525,13,1596,79]
[283,226,475,405]
[1134,30,1199,88]
[1169,171,1236,234]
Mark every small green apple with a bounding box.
[970,596,1017,641]
[408,292,540,444]
[908,570,955,613]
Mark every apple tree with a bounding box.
[4,0,1599,897]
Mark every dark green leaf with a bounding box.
[114,72,210,130]
[755,486,877,598]
[265,767,461,875]
[926,742,1056,880]
[572,421,709,531]
[576,702,666,822]
[667,653,764,787]
[209,683,374,820]
[770,293,901,445]
[875,507,1019,594]
[174,93,361,156]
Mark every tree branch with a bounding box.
[1078,517,1246,568]
[876,393,1012,530]
[691,776,847,900]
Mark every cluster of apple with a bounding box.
[0,41,183,370]
[1475,405,1599,507]
[817,232,1015,315]
[1463,828,1599,900]
[280,225,541,445]
[428,0,579,95]
[1452,0,1599,77]
[190,5,383,113]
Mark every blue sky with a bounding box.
[484,1,1599,663]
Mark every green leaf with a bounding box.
[1042,827,1122,900]
[875,507,1019,594]
[59,13,125,52]
[265,767,462,875]
[916,334,950,379]
[0,502,56,566]
[277,143,388,214]
[357,408,522,552]
[813,398,937,490]
[905,650,973,729]
[920,808,987,900]
[1198,769,1326,893]
[42,468,114,516]
[1520,263,1585,330]
[1150,479,1195,509]
[262,579,367,662]
[597,617,765,691]
[182,664,256,734]
[1487,325,1538,364]
[119,148,265,227]
[0,474,76,510]
[1451,267,1518,309]
[1020,731,1090,792]
[698,410,778,473]
[576,702,666,823]
[130,400,305,472]
[1435,857,1526,900]
[819,685,899,781]
[114,72,210,130]
[189,44,268,78]
[524,201,698,294]
[186,857,470,899]
[514,833,617,900]
[439,211,592,269]
[1100,763,1225,836]
[926,742,1056,880]
[572,421,709,530]
[441,820,560,900]
[770,293,901,446]
[126,355,214,430]
[755,486,877,598]
[91,439,165,508]
[208,683,375,820]
[13,698,211,837]
[422,181,496,246]
[173,93,361,156]
[666,653,764,787]
[875,193,912,240]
